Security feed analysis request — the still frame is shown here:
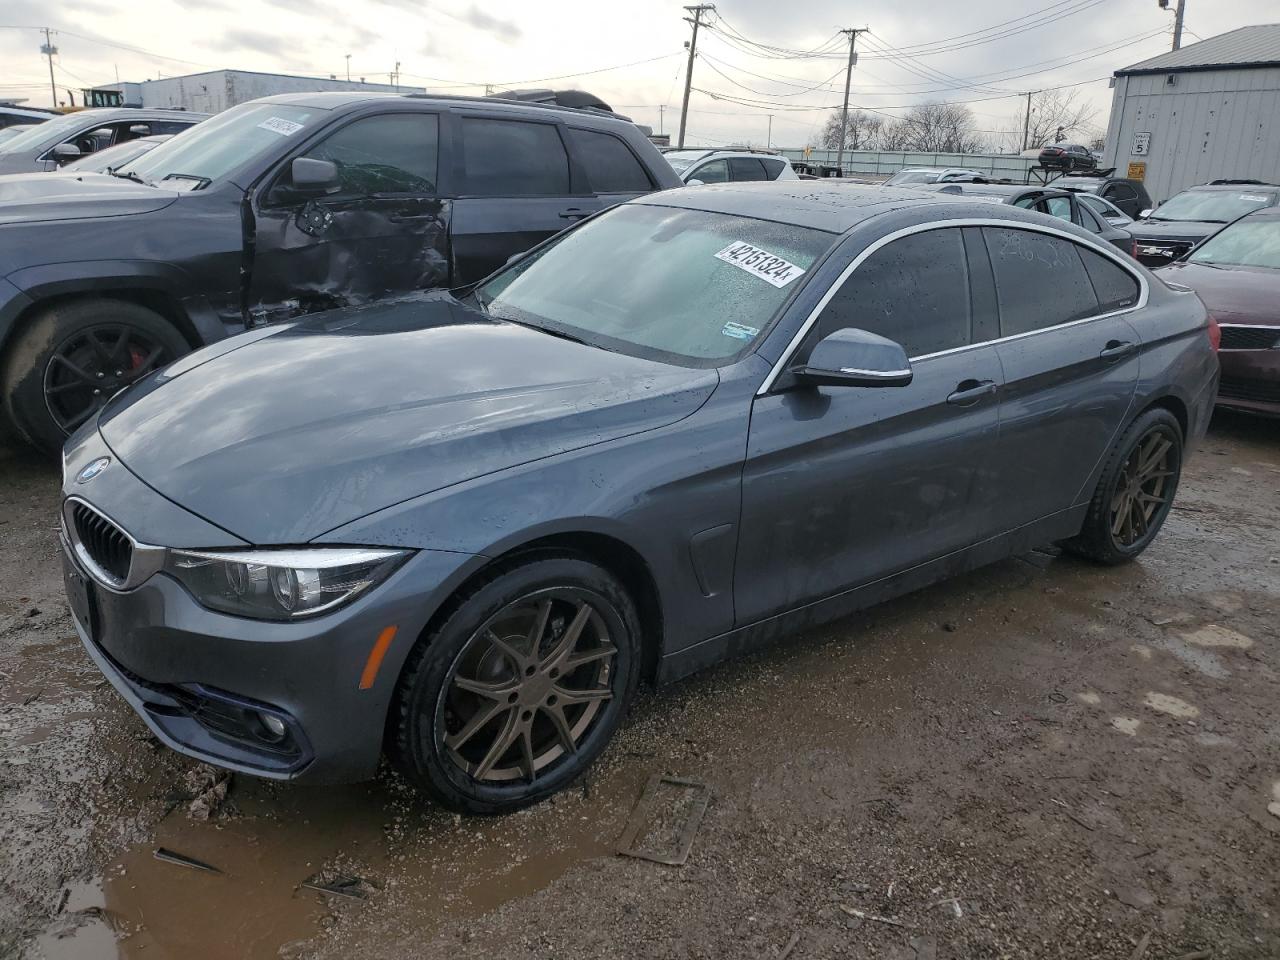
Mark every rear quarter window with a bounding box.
[567,127,652,193]
[462,117,570,196]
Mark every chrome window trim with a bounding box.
[757,217,1150,395]
[62,496,166,593]
[1218,322,1280,331]
[837,367,913,378]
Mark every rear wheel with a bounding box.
[1062,408,1183,565]
[1,299,189,454]
[391,555,641,814]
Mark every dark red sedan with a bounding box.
[1156,208,1280,415]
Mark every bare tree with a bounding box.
[998,88,1099,152]
[895,102,988,153]
[819,109,884,151]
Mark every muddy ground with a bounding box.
[2,412,1277,960]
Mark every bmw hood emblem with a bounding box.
[76,457,111,483]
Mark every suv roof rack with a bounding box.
[1206,178,1275,186]
[404,88,634,124]
[1059,167,1117,178]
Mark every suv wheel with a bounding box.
[2,299,189,455]
[391,555,641,814]
[1062,408,1183,565]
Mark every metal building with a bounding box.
[89,69,426,114]
[1102,24,1280,204]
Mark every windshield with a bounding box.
[1150,189,1278,223]
[663,150,709,173]
[0,111,98,154]
[474,203,834,365]
[886,170,940,185]
[125,103,322,188]
[1189,218,1280,269]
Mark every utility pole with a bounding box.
[41,28,58,109]
[345,54,351,81]
[1021,90,1037,152]
[834,28,868,175]
[1172,0,1186,49]
[766,114,772,148]
[677,4,714,149]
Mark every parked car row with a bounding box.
[0,88,1262,818]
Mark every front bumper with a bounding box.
[1217,348,1280,415]
[59,429,482,783]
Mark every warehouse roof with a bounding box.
[1117,23,1280,75]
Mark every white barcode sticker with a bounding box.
[258,117,304,137]
[714,240,806,288]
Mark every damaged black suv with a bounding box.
[0,91,681,453]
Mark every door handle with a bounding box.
[1099,339,1137,361]
[558,208,589,220]
[388,213,439,223]
[946,379,998,406]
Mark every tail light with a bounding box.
[1206,314,1221,352]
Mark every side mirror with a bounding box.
[792,328,913,388]
[289,157,341,196]
[52,143,82,162]
[686,178,705,187]
[128,124,151,135]
[1138,207,1153,219]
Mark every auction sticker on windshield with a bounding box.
[258,117,305,137]
[714,241,806,288]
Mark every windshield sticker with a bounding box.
[714,241,806,288]
[1240,194,1270,203]
[721,321,760,340]
[258,117,304,137]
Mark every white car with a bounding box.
[664,149,798,185]
[884,167,985,186]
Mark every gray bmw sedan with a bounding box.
[60,183,1219,813]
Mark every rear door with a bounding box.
[735,226,1005,624]
[449,114,601,284]
[248,110,449,317]
[983,226,1143,530]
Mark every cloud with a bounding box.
[460,6,521,41]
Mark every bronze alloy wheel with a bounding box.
[438,590,617,784]
[1108,427,1177,548]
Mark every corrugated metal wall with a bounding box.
[779,148,1038,180]
[137,71,426,113]
[1102,67,1280,204]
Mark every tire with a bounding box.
[1062,408,1183,565]
[391,554,642,814]
[1,299,191,456]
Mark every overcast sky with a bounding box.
[1,0,1275,147]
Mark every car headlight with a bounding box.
[164,547,410,620]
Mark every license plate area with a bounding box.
[62,549,98,641]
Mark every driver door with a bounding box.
[247,112,450,320]
[734,226,1005,625]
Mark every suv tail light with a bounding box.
[1207,314,1221,352]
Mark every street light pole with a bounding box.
[677,4,714,149]
[345,54,351,81]
[41,28,58,108]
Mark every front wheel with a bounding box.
[1,299,190,455]
[391,555,641,814]
[1062,408,1183,565]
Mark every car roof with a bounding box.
[1184,181,1279,192]
[65,107,208,121]
[635,181,1065,233]
[935,183,1071,199]
[259,90,640,128]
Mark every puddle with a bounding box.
[39,765,649,960]
[1144,692,1200,719]
[1151,634,1231,680]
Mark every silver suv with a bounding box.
[664,148,797,185]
